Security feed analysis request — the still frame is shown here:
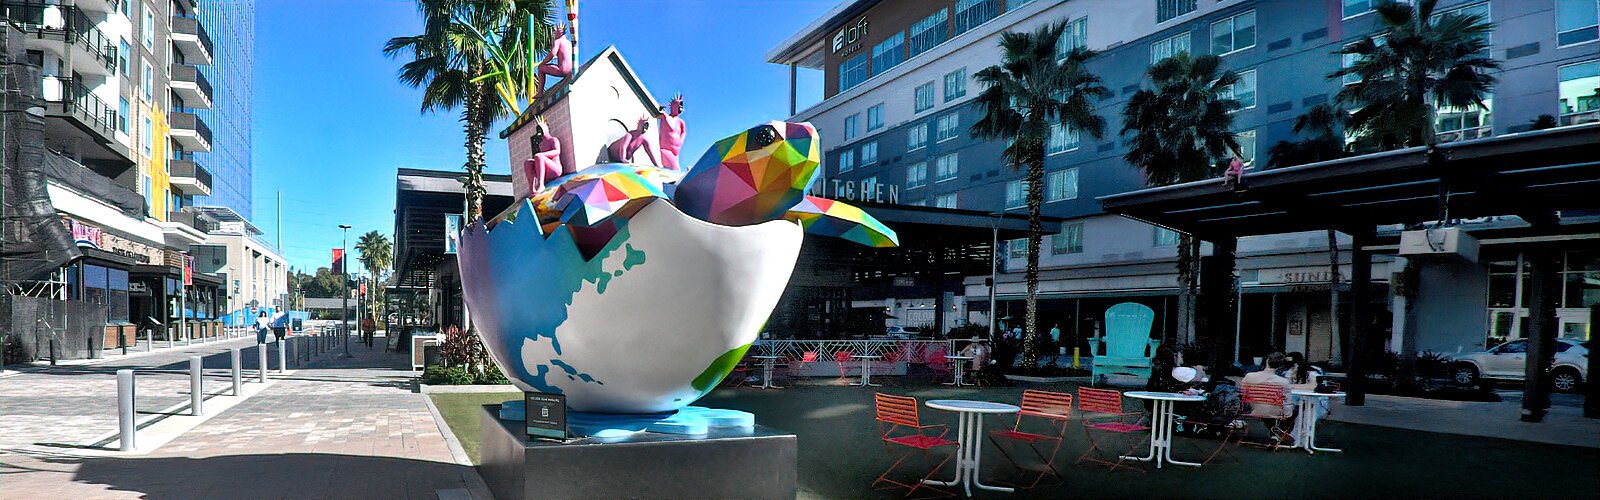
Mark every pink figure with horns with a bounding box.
[520,117,564,196]
[657,94,687,170]
[536,24,573,91]
[607,115,656,165]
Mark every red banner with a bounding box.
[332,248,345,274]
[183,254,195,286]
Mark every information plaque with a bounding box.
[524,391,567,441]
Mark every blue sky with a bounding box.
[253,0,830,272]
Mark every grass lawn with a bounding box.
[429,392,520,465]
[431,381,1598,498]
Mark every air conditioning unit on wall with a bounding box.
[1399,227,1479,263]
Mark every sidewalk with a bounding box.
[1327,393,1600,449]
[0,336,485,499]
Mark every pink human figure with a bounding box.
[536,24,573,91]
[607,115,656,165]
[1223,157,1246,189]
[521,117,563,195]
[656,94,687,170]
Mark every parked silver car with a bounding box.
[1451,338,1589,392]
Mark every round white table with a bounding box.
[943,355,974,386]
[1290,390,1344,454]
[922,400,1019,496]
[852,354,883,387]
[750,355,782,389]
[1121,391,1206,469]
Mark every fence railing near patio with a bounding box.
[753,339,972,377]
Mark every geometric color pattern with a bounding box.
[783,196,899,248]
[672,121,822,227]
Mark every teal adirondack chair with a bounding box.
[1090,302,1160,385]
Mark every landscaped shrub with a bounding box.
[423,365,475,385]
[476,362,509,385]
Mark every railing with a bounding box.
[755,339,956,362]
[41,76,119,136]
[168,109,213,145]
[168,209,217,233]
[170,64,213,103]
[1559,109,1600,126]
[170,13,214,59]
[169,156,212,187]
[1,2,116,70]
[1435,125,1492,143]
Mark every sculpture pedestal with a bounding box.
[478,404,797,500]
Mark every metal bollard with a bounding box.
[276,339,286,373]
[289,336,298,367]
[190,356,204,416]
[117,369,136,451]
[257,345,268,383]
[231,348,242,396]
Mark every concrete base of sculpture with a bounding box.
[478,404,797,500]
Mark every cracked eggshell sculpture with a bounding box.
[459,120,897,414]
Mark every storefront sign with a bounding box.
[524,391,567,441]
[62,217,157,264]
[823,178,900,205]
[831,17,869,55]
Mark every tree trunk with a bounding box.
[1328,229,1341,364]
[1020,145,1046,370]
[1176,234,1199,344]
[461,83,491,222]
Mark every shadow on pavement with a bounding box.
[4,449,478,500]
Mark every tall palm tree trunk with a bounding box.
[461,81,491,222]
[1021,148,1045,370]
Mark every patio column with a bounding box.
[1198,236,1238,370]
[1520,250,1560,423]
[1587,303,1598,419]
[1346,230,1373,406]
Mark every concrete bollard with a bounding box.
[117,369,136,451]
[289,336,298,367]
[231,348,242,396]
[257,345,268,383]
[190,356,204,416]
[276,339,287,374]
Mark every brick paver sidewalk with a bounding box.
[0,335,483,499]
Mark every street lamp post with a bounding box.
[339,224,353,358]
[989,206,1027,342]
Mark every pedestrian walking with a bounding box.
[254,311,270,344]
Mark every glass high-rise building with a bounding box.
[192,0,255,219]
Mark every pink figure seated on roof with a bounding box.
[519,116,564,196]
[1223,157,1246,189]
[536,24,573,91]
[607,114,657,165]
[656,94,687,170]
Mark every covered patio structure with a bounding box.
[1101,123,1600,421]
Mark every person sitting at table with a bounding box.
[1280,351,1329,419]
[1241,353,1297,417]
[958,338,989,383]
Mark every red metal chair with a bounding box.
[789,351,819,377]
[1239,383,1294,449]
[871,393,958,498]
[835,351,857,380]
[1075,387,1148,472]
[721,360,753,387]
[988,390,1073,488]
[922,348,953,384]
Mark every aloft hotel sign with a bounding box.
[832,17,869,56]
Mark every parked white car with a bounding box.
[1451,338,1589,392]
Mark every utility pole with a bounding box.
[339,224,352,358]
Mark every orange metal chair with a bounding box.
[871,393,959,498]
[988,390,1073,488]
[1075,387,1148,472]
[1239,383,1295,449]
[836,351,857,380]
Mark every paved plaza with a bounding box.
[0,334,485,500]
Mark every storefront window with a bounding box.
[108,268,130,323]
[82,265,108,306]
[65,263,81,300]
[1563,251,1600,309]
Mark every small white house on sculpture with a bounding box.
[502,46,664,198]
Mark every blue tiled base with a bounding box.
[497,400,755,438]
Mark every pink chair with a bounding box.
[835,351,856,380]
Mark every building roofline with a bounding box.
[766,0,878,66]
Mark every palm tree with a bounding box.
[1329,0,1496,151]
[971,20,1109,369]
[356,231,393,323]
[1121,52,1241,348]
[384,0,553,221]
[1267,103,1351,364]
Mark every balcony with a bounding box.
[2,2,118,75]
[168,209,218,234]
[1435,125,1492,144]
[40,76,131,163]
[169,156,213,196]
[168,109,213,152]
[170,14,213,66]
[170,64,213,109]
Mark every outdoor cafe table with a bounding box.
[1290,390,1345,454]
[1121,391,1207,469]
[922,399,1020,496]
[750,355,782,389]
[943,355,974,386]
[851,354,883,387]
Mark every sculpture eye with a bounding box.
[747,125,778,150]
